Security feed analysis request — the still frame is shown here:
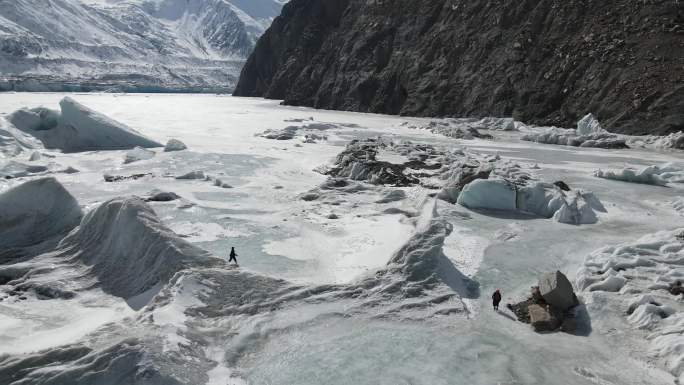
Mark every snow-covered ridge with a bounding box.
[57,196,223,299]
[0,0,284,92]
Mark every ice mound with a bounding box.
[258,122,337,141]
[595,163,684,186]
[0,117,43,157]
[145,189,181,202]
[406,120,493,139]
[164,138,187,152]
[521,113,627,149]
[375,189,407,203]
[123,146,155,164]
[154,202,477,323]
[627,131,684,150]
[176,170,207,180]
[476,117,515,131]
[576,113,606,136]
[337,203,479,317]
[457,179,516,211]
[577,229,684,381]
[674,197,684,216]
[56,197,222,299]
[0,177,82,249]
[458,180,602,225]
[0,340,184,385]
[0,160,49,179]
[8,97,162,152]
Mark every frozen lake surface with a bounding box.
[0,93,683,385]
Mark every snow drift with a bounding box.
[0,177,82,249]
[8,97,162,152]
[577,229,684,382]
[56,196,222,299]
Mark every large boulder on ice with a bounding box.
[539,270,578,311]
[8,97,162,153]
[456,179,516,211]
[528,304,562,332]
[0,177,82,248]
[57,197,222,299]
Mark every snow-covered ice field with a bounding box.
[0,93,683,385]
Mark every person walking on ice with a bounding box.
[492,289,502,311]
[229,246,238,265]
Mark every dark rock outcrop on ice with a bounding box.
[508,271,580,333]
[234,0,683,135]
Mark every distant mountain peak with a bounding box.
[0,0,285,92]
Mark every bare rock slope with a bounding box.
[234,0,683,135]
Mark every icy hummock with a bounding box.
[521,113,627,149]
[123,147,156,164]
[164,139,188,152]
[457,180,603,225]
[577,229,684,382]
[56,196,223,299]
[8,97,162,152]
[627,131,684,150]
[0,117,44,157]
[594,163,684,186]
[0,177,83,249]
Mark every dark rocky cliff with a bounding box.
[234,0,683,135]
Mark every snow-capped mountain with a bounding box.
[0,0,286,92]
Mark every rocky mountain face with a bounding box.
[0,0,285,92]
[234,0,683,135]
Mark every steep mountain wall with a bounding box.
[234,0,684,135]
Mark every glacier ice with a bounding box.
[577,229,684,382]
[56,196,223,299]
[8,97,162,152]
[0,177,82,249]
[456,179,517,211]
[164,139,188,152]
[0,117,43,157]
[594,163,684,186]
[457,179,602,225]
[124,147,156,164]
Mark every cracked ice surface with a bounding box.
[0,93,682,385]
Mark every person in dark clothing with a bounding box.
[492,289,502,311]
[229,247,238,265]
